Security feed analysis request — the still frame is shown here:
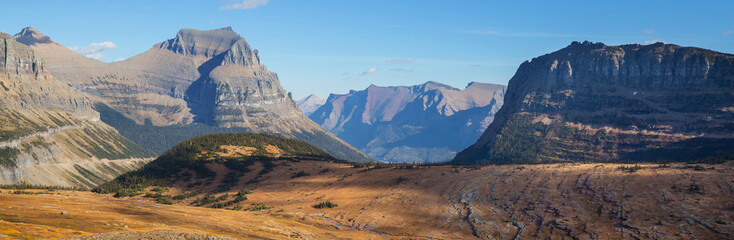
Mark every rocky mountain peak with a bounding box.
[297,94,326,116]
[419,81,459,91]
[221,38,260,66]
[13,27,54,46]
[157,27,244,59]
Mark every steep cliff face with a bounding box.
[0,35,153,188]
[454,41,734,164]
[18,27,373,162]
[311,81,505,162]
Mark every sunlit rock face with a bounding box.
[455,41,734,164]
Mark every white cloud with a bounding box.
[386,58,415,64]
[642,29,656,35]
[642,39,666,45]
[360,67,379,76]
[723,30,734,35]
[69,41,117,60]
[220,0,269,10]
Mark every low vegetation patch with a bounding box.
[0,183,81,191]
[245,203,272,211]
[313,201,338,209]
[0,147,20,168]
[617,165,642,173]
[291,170,310,178]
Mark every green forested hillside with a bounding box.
[93,133,336,197]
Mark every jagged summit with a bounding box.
[157,27,245,58]
[154,27,262,68]
[310,81,506,162]
[14,27,54,46]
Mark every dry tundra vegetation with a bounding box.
[1,140,733,239]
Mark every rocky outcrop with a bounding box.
[0,34,153,188]
[297,94,325,116]
[18,27,373,162]
[454,41,734,164]
[311,81,505,162]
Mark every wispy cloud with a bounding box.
[461,30,579,38]
[385,58,415,64]
[642,39,666,45]
[642,29,656,35]
[69,41,117,60]
[220,0,269,10]
[390,68,413,73]
[342,72,351,75]
[360,67,379,76]
[723,30,734,35]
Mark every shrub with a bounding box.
[617,165,642,173]
[192,193,218,206]
[395,177,409,184]
[172,191,199,200]
[245,203,272,211]
[291,171,310,178]
[313,201,338,209]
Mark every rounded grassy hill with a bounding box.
[93,133,337,197]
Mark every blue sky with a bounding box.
[1,0,733,99]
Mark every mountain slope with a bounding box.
[297,94,325,116]
[0,34,153,188]
[94,133,338,198]
[310,81,505,162]
[17,27,373,162]
[90,132,734,239]
[454,41,734,164]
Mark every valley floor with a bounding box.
[1,161,733,239]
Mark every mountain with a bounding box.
[16,27,373,162]
[310,81,505,162]
[297,94,325,116]
[94,133,338,198]
[454,41,734,164]
[0,34,153,188]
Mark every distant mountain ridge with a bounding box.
[15,27,373,162]
[0,34,152,188]
[454,41,734,164]
[310,81,505,162]
[297,94,325,116]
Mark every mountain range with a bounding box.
[309,81,505,162]
[455,41,734,164]
[14,27,373,162]
[0,33,152,188]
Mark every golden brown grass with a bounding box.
[2,161,733,239]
